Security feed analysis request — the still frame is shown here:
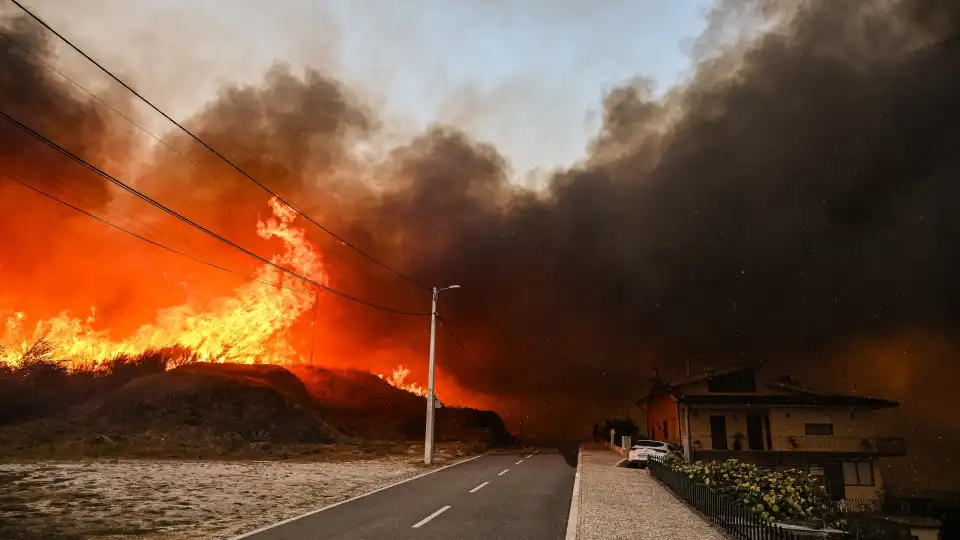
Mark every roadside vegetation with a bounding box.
[0,339,190,426]
[662,454,843,526]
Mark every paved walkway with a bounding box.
[573,450,727,540]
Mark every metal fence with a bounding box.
[647,457,913,540]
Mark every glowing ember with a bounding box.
[0,197,327,369]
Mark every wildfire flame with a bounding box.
[0,197,427,397]
[376,365,430,398]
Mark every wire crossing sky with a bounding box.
[8,0,713,176]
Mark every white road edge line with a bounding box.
[412,505,451,528]
[498,468,509,476]
[515,459,524,465]
[469,481,489,493]
[228,454,486,539]
[564,447,583,540]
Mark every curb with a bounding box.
[228,453,487,539]
[564,446,583,540]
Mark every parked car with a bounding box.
[627,440,679,468]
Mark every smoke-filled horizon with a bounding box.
[2,0,959,489]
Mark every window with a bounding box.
[805,423,834,435]
[842,461,874,486]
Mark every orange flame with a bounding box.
[376,365,431,398]
[0,197,326,368]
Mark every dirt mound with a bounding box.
[0,363,338,458]
[292,366,513,446]
[95,363,338,443]
[0,363,511,458]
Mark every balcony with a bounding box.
[689,434,906,456]
[773,436,906,456]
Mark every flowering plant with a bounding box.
[661,454,842,525]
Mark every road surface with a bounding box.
[235,449,576,540]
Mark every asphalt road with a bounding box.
[235,449,576,540]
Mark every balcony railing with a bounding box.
[689,434,906,455]
[773,436,906,456]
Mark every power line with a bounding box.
[0,26,263,211]
[0,109,430,317]
[9,0,431,290]
[0,170,306,294]
[32,165,233,267]
[436,315,483,370]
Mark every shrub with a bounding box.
[661,455,842,526]
[0,342,201,426]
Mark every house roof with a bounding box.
[635,364,756,405]
[662,364,758,389]
[636,364,900,409]
[673,393,900,408]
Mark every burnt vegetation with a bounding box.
[0,345,511,458]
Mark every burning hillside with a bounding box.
[2,0,960,491]
[1,197,325,369]
[0,361,510,459]
[0,193,430,399]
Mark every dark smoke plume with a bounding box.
[0,13,156,324]
[2,0,960,487]
[138,0,960,399]
[139,0,960,483]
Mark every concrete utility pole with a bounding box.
[424,284,460,465]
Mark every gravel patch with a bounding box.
[576,450,727,540]
[0,457,424,539]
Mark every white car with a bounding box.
[627,440,677,467]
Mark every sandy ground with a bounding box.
[0,452,456,539]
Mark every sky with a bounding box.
[15,0,712,176]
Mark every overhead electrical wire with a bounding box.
[0,110,430,317]
[30,166,234,267]
[0,27,263,211]
[436,315,482,369]
[0,171,307,294]
[9,0,432,291]
[3,1,628,380]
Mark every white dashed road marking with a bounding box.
[469,482,489,493]
[515,459,524,464]
[412,506,451,528]
[498,469,510,476]
[526,454,533,458]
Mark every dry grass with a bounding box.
[0,442,482,540]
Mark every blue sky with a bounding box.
[21,0,712,175]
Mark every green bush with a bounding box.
[661,455,842,526]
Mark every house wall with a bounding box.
[686,405,886,500]
[645,393,681,446]
[767,407,879,439]
[686,406,880,447]
[845,482,883,499]
[687,407,757,447]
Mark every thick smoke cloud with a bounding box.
[0,14,144,319]
[133,0,959,409]
[2,0,959,483]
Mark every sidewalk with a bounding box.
[572,450,727,540]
